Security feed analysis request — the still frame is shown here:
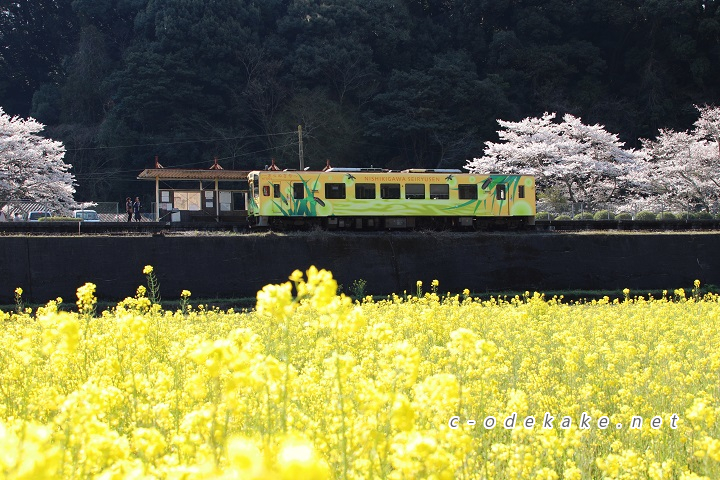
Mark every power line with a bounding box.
[71,140,301,179]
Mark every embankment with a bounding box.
[1,232,718,304]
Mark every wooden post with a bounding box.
[215,178,220,222]
[155,176,160,221]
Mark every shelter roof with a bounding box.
[138,169,251,181]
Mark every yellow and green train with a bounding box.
[247,168,535,229]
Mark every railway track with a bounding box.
[1,218,720,234]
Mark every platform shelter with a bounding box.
[138,159,250,222]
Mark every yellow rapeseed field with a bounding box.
[1,267,719,479]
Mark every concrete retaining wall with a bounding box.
[1,232,719,304]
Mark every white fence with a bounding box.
[536,201,718,221]
[0,201,130,221]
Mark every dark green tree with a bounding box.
[0,0,77,116]
[366,51,511,168]
[281,1,372,105]
[238,45,290,157]
[273,88,364,170]
[100,0,264,175]
[4,0,720,202]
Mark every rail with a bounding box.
[1,218,720,234]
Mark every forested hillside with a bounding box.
[2,0,720,201]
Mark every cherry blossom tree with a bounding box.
[0,107,76,212]
[694,104,720,155]
[639,105,720,212]
[465,113,642,208]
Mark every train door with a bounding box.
[273,181,301,214]
[272,182,285,214]
[271,181,306,215]
[495,184,510,215]
[249,174,259,215]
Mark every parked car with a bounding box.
[24,211,52,221]
[73,210,100,222]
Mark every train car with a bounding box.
[247,168,535,229]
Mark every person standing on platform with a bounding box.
[133,197,142,222]
[126,197,133,222]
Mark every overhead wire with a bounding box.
[70,139,301,180]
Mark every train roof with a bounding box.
[250,168,471,175]
[247,169,530,178]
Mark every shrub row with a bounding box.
[536,211,719,221]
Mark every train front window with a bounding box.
[355,183,376,199]
[405,184,425,199]
[458,184,477,200]
[252,175,259,197]
[381,183,400,199]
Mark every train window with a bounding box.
[273,184,281,198]
[430,184,449,199]
[355,183,376,199]
[293,183,305,199]
[458,184,477,200]
[405,184,425,199]
[381,183,400,199]
[252,175,259,197]
[262,185,270,196]
[325,183,346,199]
[496,184,506,200]
[518,185,525,198]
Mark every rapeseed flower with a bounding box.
[0,268,716,478]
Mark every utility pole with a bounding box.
[298,124,304,170]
